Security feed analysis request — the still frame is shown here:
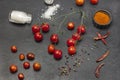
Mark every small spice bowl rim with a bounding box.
[93,9,112,26]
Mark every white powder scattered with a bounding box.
[41,4,60,20]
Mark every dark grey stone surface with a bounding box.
[0,0,120,80]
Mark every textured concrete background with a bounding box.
[0,0,120,80]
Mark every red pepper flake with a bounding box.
[96,50,110,62]
[95,63,105,78]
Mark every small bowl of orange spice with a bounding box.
[93,10,112,28]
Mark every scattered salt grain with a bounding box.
[41,4,60,20]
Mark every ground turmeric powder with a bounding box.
[94,11,111,25]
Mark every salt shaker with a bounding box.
[9,10,32,24]
[44,0,54,5]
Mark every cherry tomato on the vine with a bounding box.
[77,25,86,34]
[72,32,81,41]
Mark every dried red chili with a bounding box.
[94,32,110,40]
[95,63,105,78]
[96,50,110,62]
[97,32,107,45]
[94,32,110,45]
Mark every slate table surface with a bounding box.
[0,0,120,80]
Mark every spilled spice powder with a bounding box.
[94,11,111,25]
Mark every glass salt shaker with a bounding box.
[9,10,32,24]
[44,0,54,5]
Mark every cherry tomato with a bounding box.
[41,23,50,32]
[53,49,62,60]
[67,22,75,30]
[32,25,40,34]
[9,64,18,73]
[34,32,43,42]
[50,34,59,44]
[77,25,86,34]
[90,0,99,5]
[75,0,85,6]
[11,45,17,53]
[23,61,30,69]
[66,38,76,47]
[48,44,55,54]
[68,46,76,55]
[72,32,81,41]
[19,53,25,61]
[26,52,35,60]
[18,73,24,80]
[33,62,41,71]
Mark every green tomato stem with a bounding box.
[80,10,85,25]
[50,10,83,34]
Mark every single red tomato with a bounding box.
[75,0,85,6]
[11,45,17,53]
[34,32,43,42]
[26,52,35,60]
[32,25,40,34]
[67,22,75,30]
[53,49,62,60]
[33,62,41,71]
[41,23,50,32]
[50,34,59,44]
[66,38,76,47]
[72,32,81,41]
[68,46,76,55]
[48,44,55,54]
[77,25,86,34]
[9,64,18,73]
[90,0,99,5]
[19,53,25,61]
[18,73,24,80]
[23,61,30,69]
